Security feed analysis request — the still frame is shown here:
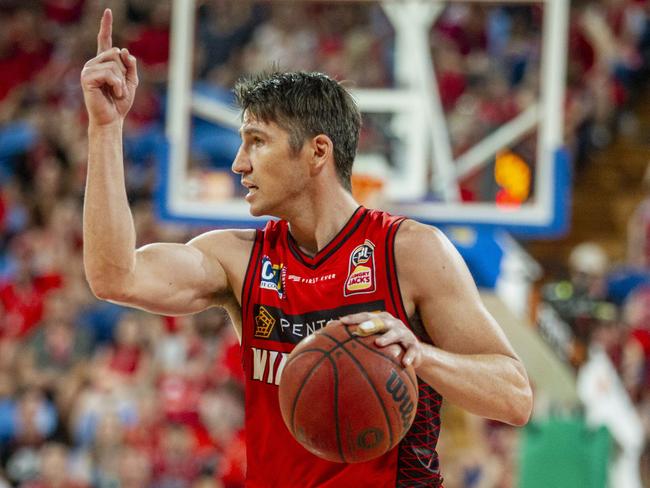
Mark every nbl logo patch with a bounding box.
[344,240,376,296]
[260,256,286,299]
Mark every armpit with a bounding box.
[409,311,434,345]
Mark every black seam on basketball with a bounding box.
[327,353,347,463]
[318,332,358,347]
[341,325,418,392]
[289,350,331,437]
[283,348,330,369]
[312,327,394,456]
[336,341,394,449]
[285,333,356,371]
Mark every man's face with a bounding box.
[232,113,309,217]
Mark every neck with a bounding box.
[285,186,359,257]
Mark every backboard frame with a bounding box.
[158,0,571,238]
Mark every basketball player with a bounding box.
[81,9,532,488]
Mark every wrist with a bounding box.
[88,119,124,133]
[413,343,439,375]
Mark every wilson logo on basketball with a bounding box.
[254,306,276,338]
[344,240,376,296]
[386,370,415,432]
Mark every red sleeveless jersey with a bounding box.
[240,207,443,487]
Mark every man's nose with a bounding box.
[231,146,251,174]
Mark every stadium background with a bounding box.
[0,0,649,486]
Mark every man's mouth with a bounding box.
[242,181,258,190]
[242,181,258,200]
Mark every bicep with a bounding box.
[114,241,229,315]
[399,224,518,358]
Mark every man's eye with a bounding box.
[253,137,263,145]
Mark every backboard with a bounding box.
[158,0,571,237]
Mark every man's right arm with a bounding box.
[84,97,238,317]
[82,9,250,316]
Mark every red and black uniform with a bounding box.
[241,207,443,487]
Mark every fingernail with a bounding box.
[359,321,373,331]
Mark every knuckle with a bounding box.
[385,344,402,357]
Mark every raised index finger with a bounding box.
[97,8,113,55]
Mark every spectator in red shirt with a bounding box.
[94,312,152,387]
[126,3,170,81]
[152,423,204,487]
[0,9,52,101]
[0,240,62,339]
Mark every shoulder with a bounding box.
[394,219,456,264]
[393,220,472,302]
[189,228,258,249]
[188,228,258,268]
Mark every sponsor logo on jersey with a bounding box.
[254,306,276,338]
[287,273,336,284]
[260,256,286,299]
[344,240,376,296]
[250,347,289,385]
[251,300,385,344]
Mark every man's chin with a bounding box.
[248,202,280,219]
[247,202,265,217]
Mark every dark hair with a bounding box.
[234,71,361,191]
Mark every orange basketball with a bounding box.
[278,321,418,463]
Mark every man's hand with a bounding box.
[81,8,138,127]
[338,311,423,368]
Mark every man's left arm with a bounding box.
[341,220,533,426]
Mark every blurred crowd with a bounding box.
[0,0,649,487]
[538,181,650,487]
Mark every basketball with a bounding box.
[278,321,419,463]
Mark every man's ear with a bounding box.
[309,134,334,176]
